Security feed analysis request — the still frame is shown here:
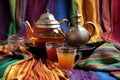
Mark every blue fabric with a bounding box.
[95,71,117,80]
[18,0,28,35]
[66,70,99,80]
[46,0,55,16]
[55,0,69,33]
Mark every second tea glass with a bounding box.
[56,47,82,69]
[45,41,64,61]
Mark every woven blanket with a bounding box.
[77,43,120,79]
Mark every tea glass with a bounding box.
[45,41,65,61]
[8,35,25,55]
[56,47,82,69]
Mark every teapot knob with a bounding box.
[83,21,96,38]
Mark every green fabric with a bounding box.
[78,43,120,79]
[69,0,76,27]
[8,0,16,37]
[0,58,21,78]
[0,78,5,80]
[15,0,22,33]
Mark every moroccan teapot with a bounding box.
[24,10,69,47]
[64,13,96,46]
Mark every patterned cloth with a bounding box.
[0,45,68,80]
[0,56,24,78]
[78,43,120,79]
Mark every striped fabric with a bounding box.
[0,57,24,78]
[0,45,68,80]
[77,43,120,79]
[5,57,35,80]
[1,0,120,79]
[3,58,68,80]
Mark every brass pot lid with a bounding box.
[35,9,60,28]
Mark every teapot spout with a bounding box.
[56,28,66,38]
[24,21,34,33]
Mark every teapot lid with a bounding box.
[35,9,60,28]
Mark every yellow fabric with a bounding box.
[75,0,103,42]
[6,58,35,80]
[2,48,68,80]
[0,45,8,59]
[3,47,33,80]
[26,59,68,80]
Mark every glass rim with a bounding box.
[56,46,76,51]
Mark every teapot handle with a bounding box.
[56,19,70,38]
[83,21,96,37]
[60,19,70,28]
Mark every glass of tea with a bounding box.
[45,41,64,62]
[56,47,82,69]
[8,35,26,55]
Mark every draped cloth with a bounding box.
[110,0,120,43]
[100,0,112,41]
[3,58,68,80]
[20,0,48,38]
[66,70,99,80]
[74,0,103,42]
[0,0,14,41]
[0,44,68,80]
[77,43,120,79]
[0,0,120,43]
[0,56,24,78]
[1,0,120,79]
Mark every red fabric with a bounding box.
[26,0,48,26]
[110,0,120,43]
[101,0,112,41]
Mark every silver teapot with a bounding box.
[64,13,96,46]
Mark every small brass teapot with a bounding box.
[64,13,96,46]
[24,9,69,47]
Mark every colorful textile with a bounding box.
[100,0,112,41]
[3,58,68,80]
[8,0,17,36]
[55,0,69,33]
[66,69,99,80]
[95,71,117,80]
[2,49,33,80]
[0,47,68,80]
[5,57,35,80]
[77,43,120,79]
[0,56,24,78]
[1,0,120,79]
[0,1,11,41]
[110,0,120,43]
[75,0,103,42]
[20,0,48,40]
[1,0,120,44]
[23,59,68,80]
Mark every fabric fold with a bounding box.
[77,43,120,79]
[75,0,103,42]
